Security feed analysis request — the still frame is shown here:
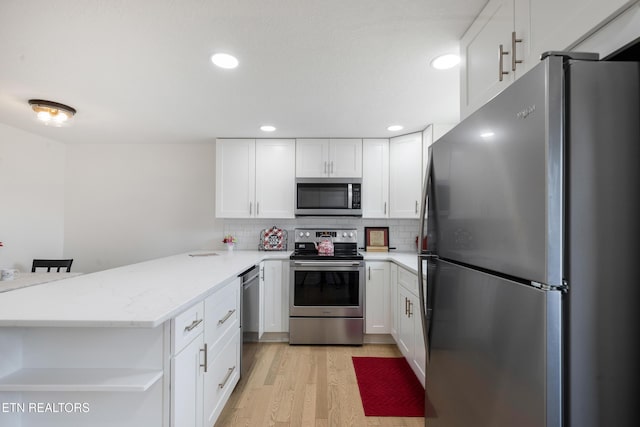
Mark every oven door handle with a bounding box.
[293,261,362,267]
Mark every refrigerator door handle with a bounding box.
[418,146,434,359]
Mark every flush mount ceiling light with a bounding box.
[431,53,460,70]
[260,125,276,132]
[387,125,403,132]
[28,99,76,126]
[211,53,239,69]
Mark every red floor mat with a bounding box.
[352,356,436,417]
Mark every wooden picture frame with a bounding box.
[365,227,389,252]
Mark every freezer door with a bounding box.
[426,259,561,427]
[430,56,564,286]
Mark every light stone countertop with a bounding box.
[0,250,419,328]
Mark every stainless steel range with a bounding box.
[289,228,365,345]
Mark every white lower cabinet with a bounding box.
[394,266,425,387]
[365,262,391,334]
[390,263,399,341]
[172,334,204,427]
[261,260,289,334]
[203,329,240,426]
[171,277,241,427]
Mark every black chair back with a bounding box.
[32,259,74,273]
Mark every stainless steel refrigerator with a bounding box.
[417,52,639,427]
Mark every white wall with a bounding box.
[64,142,221,273]
[0,123,65,272]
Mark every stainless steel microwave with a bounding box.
[295,178,362,216]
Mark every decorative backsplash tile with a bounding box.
[222,218,420,252]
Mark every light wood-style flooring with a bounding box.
[215,342,425,427]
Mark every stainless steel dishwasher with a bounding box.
[239,265,260,379]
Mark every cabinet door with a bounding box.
[215,139,256,218]
[389,133,422,218]
[409,292,426,387]
[422,124,455,184]
[390,263,398,341]
[255,139,295,218]
[362,139,389,218]
[261,260,286,333]
[296,139,330,177]
[397,285,415,360]
[171,334,204,427]
[203,330,240,427]
[516,0,632,76]
[329,138,362,177]
[460,0,514,119]
[365,262,391,334]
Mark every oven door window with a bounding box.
[297,184,349,209]
[293,270,360,306]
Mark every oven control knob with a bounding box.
[299,232,304,237]
[349,232,354,237]
[342,232,347,237]
[305,232,310,237]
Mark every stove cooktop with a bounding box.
[290,227,362,260]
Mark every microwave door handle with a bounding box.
[348,184,353,209]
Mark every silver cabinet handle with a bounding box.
[218,366,236,389]
[184,318,203,332]
[217,309,236,325]
[405,297,409,316]
[324,161,328,174]
[511,32,523,71]
[257,202,260,216]
[384,202,387,215]
[331,161,334,174]
[408,301,413,318]
[249,202,252,215]
[200,343,208,372]
[499,44,509,81]
[415,200,419,214]
[368,266,371,280]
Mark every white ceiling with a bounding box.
[0,0,486,144]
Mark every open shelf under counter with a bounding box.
[0,367,163,392]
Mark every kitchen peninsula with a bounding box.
[0,250,421,426]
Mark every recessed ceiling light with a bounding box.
[260,125,276,132]
[431,54,460,70]
[387,125,403,132]
[211,53,239,69]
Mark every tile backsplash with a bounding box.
[222,218,420,252]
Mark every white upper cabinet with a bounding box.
[422,124,454,185]
[461,0,634,119]
[216,139,256,218]
[296,138,362,177]
[362,139,390,218]
[460,0,516,119]
[518,0,632,71]
[255,139,296,218]
[216,139,295,218]
[389,132,422,218]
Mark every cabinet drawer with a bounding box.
[203,329,240,426]
[205,280,240,349]
[398,266,419,296]
[172,301,205,355]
